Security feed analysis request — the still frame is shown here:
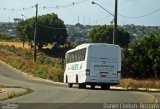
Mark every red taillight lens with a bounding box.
[86,69,90,76]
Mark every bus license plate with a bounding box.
[101,74,106,78]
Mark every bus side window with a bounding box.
[78,50,81,61]
[81,48,86,61]
[73,52,75,62]
[75,51,78,62]
[71,53,73,63]
[78,50,82,61]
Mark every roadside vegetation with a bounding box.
[0,13,69,82]
[1,42,160,89]
[0,13,160,89]
[0,88,33,101]
[0,44,64,82]
[89,26,160,89]
[0,41,29,49]
[122,33,160,80]
[119,78,160,89]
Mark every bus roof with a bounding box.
[66,43,120,54]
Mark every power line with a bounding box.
[0,0,89,12]
[0,6,35,11]
[119,8,160,18]
[37,23,66,30]
[39,0,89,9]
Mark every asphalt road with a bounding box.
[0,63,160,109]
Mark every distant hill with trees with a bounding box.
[1,22,160,45]
[0,22,16,38]
[1,22,160,79]
[66,24,160,45]
[123,24,160,40]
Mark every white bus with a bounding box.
[64,43,121,90]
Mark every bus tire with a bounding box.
[76,75,78,83]
[82,84,86,89]
[78,84,82,89]
[91,85,95,89]
[66,76,68,83]
[78,84,86,89]
[106,85,110,90]
[68,83,73,88]
[101,84,110,90]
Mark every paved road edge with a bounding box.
[0,59,160,92]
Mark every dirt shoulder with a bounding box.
[0,88,5,93]
[0,87,33,101]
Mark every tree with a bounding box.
[88,25,130,47]
[16,13,68,50]
[16,20,27,47]
[122,33,160,79]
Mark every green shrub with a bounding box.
[34,69,46,78]
[9,59,24,69]
[47,66,64,82]
[24,51,32,59]
[37,55,53,65]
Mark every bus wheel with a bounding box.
[68,83,73,88]
[78,84,86,89]
[106,85,110,90]
[101,85,110,90]
[91,85,95,89]
[76,75,78,83]
[66,76,68,83]
[78,84,82,89]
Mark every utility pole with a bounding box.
[78,16,79,24]
[83,16,85,25]
[113,0,118,44]
[92,1,118,44]
[33,4,38,63]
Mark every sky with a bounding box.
[0,0,160,26]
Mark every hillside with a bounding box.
[1,22,160,44]
[123,24,160,40]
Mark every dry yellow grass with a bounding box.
[0,41,53,49]
[119,78,160,89]
[0,41,29,49]
[0,44,63,82]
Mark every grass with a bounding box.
[0,44,64,82]
[0,41,29,49]
[119,78,160,89]
[0,41,160,89]
[0,88,34,101]
[0,41,53,49]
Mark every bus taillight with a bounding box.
[86,69,90,76]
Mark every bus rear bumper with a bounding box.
[85,76,120,85]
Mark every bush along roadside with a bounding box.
[1,45,160,90]
[0,45,64,82]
